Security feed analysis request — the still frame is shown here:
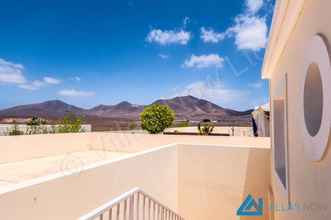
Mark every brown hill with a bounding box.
[0,96,253,128]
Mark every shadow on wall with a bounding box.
[240,149,271,220]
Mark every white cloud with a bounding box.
[19,76,61,90]
[0,58,26,84]
[173,81,247,104]
[246,0,264,14]
[19,80,44,90]
[183,54,224,69]
[58,89,95,97]
[200,0,268,51]
[43,76,61,85]
[158,54,169,59]
[146,29,191,45]
[0,58,62,90]
[200,27,226,43]
[229,15,268,51]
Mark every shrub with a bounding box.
[58,113,83,133]
[140,104,175,134]
[197,119,215,135]
[26,116,47,135]
[8,122,24,136]
[177,120,189,127]
[129,122,137,130]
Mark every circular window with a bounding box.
[304,63,323,137]
[301,34,331,161]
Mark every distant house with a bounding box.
[251,103,270,137]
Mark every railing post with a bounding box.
[124,199,128,220]
[142,195,145,220]
[136,192,140,220]
[109,208,112,220]
[116,204,120,220]
[79,188,184,220]
[148,198,151,220]
[129,195,134,220]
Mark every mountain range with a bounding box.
[0,96,253,128]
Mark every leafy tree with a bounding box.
[58,113,83,133]
[140,104,175,134]
[197,119,215,135]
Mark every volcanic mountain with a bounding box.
[0,96,253,125]
[0,100,85,119]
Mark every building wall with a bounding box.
[0,146,178,220]
[269,1,331,219]
[0,132,269,163]
[0,132,270,220]
[178,144,270,220]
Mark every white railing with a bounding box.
[79,188,184,220]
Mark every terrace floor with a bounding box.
[0,150,129,191]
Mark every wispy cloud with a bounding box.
[19,76,61,90]
[158,54,169,59]
[146,29,191,45]
[183,17,190,28]
[248,80,264,88]
[0,58,62,91]
[200,27,226,43]
[19,80,44,90]
[246,0,264,14]
[183,54,224,69]
[0,58,26,84]
[43,76,61,85]
[70,76,81,82]
[58,89,95,97]
[172,81,247,105]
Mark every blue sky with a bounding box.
[0,0,274,110]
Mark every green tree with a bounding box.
[58,113,83,133]
[140,104,175,134]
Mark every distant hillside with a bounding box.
[0,96,254,128]
[0,100,85,119]
[153,95,252,120]
[87,101,144,119]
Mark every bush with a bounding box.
[197,119,215,135]
[176,120,189,127]
[8,122,24,136]
[140,104,175,134]
[57,113,83,133]
[129,122,137,130]
[26,116,47,135]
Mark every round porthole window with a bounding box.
[304,63,323,137]
[301,34,331,161]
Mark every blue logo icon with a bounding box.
[237,194,263,216]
